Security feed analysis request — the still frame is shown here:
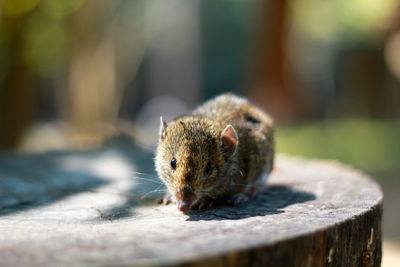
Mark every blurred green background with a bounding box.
[1,0,399,262]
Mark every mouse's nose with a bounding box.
[176,187,195,212]
[177,200,190,212]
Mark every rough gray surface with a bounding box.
[0,142,383,266]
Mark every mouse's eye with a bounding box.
[204,162,212,176]
[170,158,177,170]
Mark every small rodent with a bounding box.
[155,93,274,212]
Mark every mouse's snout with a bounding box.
[177,199,190,212]
[176,187,195,212]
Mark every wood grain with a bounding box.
[0,142,382,266]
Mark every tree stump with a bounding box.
[0,142,383,266]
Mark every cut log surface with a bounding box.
[0,142,383,266]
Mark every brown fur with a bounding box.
[155,93,274,211]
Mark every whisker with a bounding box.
[140,185,167,200]
[132,177,164,184]
[133,182,165,187]
[129,171,155,176]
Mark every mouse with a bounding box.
[155,93,274,212]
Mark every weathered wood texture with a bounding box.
[0,142,383,266]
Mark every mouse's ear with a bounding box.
[159,116,168,140]
[221,125,238,158]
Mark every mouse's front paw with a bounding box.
[226,193,250,206]
[226,187,259,206]
[157,194,176,205]
[190,199,214,211]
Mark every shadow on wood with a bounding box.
[185,185,316,221]
[0,141,161,217]
[0,152,109,216]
